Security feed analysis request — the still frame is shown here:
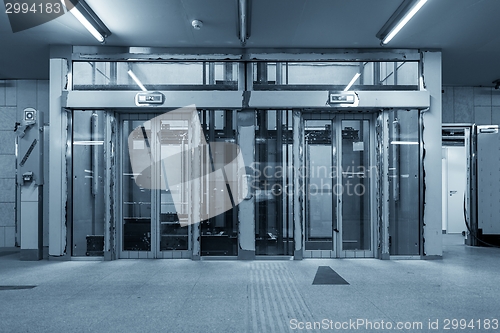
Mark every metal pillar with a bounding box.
[237,110,255,259]
[292,110,304,259]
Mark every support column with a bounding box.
[48,58,68,256]
[191,110,202,260]
[292,110,304,259]
[104,112,116,261]
[422,51,443,258]
[237,110,255,259]
[380,112,390,259]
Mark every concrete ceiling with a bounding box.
[1,0,499,87]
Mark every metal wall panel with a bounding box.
[477,126,500,234]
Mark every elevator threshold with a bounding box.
[200,256,238,261]
[255,256,293,260]
[200,256,294,260]
[71,256,104,261]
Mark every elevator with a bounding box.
[49,49,441,260]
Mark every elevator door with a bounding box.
[304,114,374,258]
[120,114,191,259]
[255,110,294,256]
[71,110,106,256]
[199,110,238,256]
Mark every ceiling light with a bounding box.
[377,0,428,45]
[61,0,111,43]
[127,70,147,92]
[390,141,419,145]
[344,73,361,91]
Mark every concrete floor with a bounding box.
[1,234,499,333]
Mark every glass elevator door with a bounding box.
[255,110,294,256]
[199,110,238,256]
[71,110,106,256]
[304,114,374,258]
[120,114,191,259]
[305,119,336,252]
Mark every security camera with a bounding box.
[493,79,500,90]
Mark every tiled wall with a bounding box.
[442,86,500,125]
[0,80,48,247]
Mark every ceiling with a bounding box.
[1,0,499,87]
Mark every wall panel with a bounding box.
[0,80,48,248]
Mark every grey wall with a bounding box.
[0,80,49,248]
[442,86,500,125]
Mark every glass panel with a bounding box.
[122,120,151,251]
[158,118,189,251]
[379,62,395,85]
[388,110,420,255]
[72,111,105,256]
[73,61,239,90]
[396,62,419,86]
[255,110,293,255]
[200,111,238,256]
[253,61,419,90]
[288,62,360,85]
[341,120,371,251]
[305,119,335,250]
[307,146,334,247]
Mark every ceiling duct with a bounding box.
[238,0,251,45]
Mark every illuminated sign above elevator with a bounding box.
[135,92,165,107]
[327,92,356,105]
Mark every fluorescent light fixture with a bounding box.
[390,141,419,145]
[377,0,428,45]
[344,73,361,91]
[128,70,148,91]
[73,141,104,146]
[61,0,111,43]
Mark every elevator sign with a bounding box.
[135,92,165,107]
[327,92,356,105]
